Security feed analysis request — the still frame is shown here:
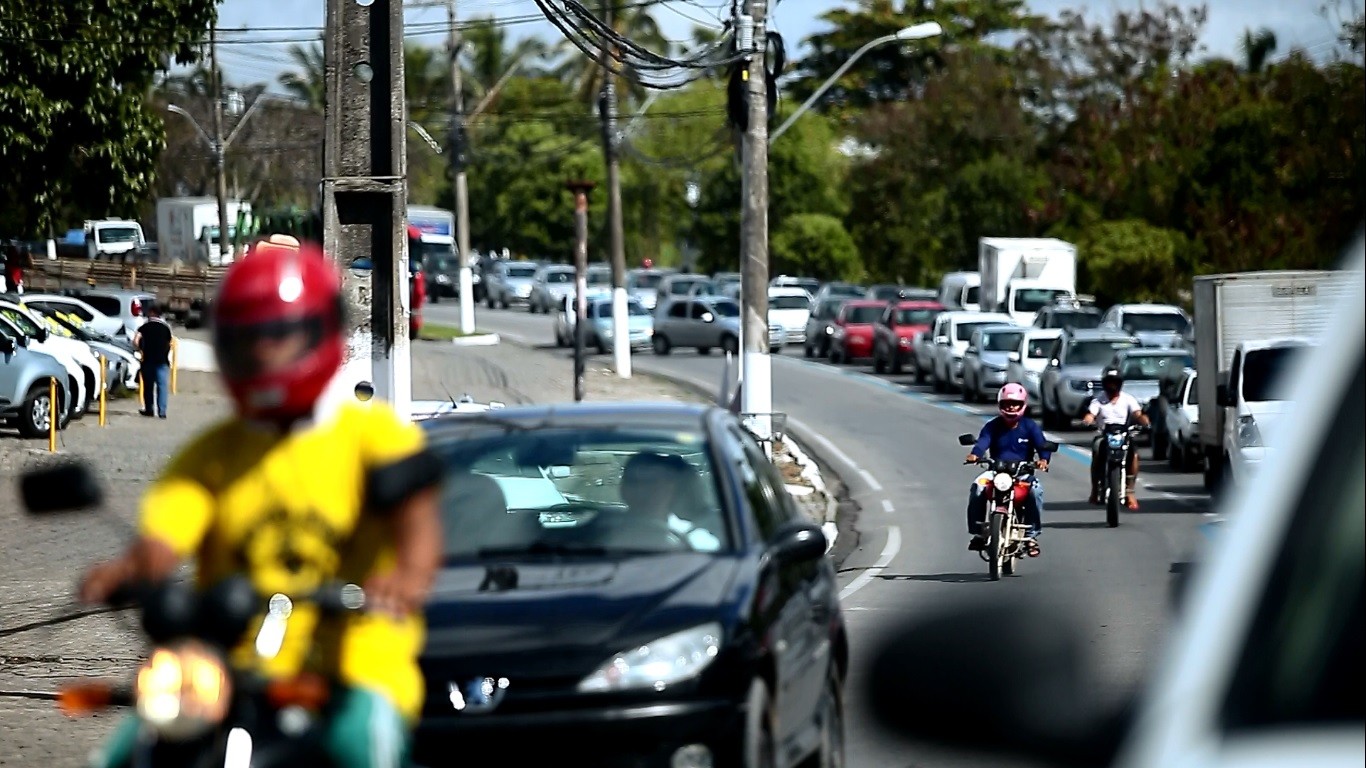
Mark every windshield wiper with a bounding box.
[477,542,608,559]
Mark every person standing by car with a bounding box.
[133,304,174,419]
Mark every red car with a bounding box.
[873,300,945,374]
[830,299,890,364]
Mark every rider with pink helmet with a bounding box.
[963,383,1052,554]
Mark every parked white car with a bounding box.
[1006,327,1063,412]
[768,286,813,345]
[0,310,89,419]
[27,305,139,391]
[1158,367,1201,471]
[926,310,1015,392]
[22,293,125,338]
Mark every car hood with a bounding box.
[1133,331,1182,348]
[979,351,1012,369]
[504,277,535,288]
[840,323,874,337]
[42,335,97,368]
[544,283,574,297]
[422,554,740,677]
[894,324,930,340]
[1060,364,1105,382]
[1126,380,1162,404]
[769,309,809,326]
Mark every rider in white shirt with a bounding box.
[1081,367,1151,509]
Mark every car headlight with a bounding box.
[135,641,232,741]
[992,473,1013,492]
[577,623,722,693]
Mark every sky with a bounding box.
[204,0,1359,93]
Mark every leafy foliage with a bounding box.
[771,214,863,281]
[1075,219,1186,306]
[0,0,217,234]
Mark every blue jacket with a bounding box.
[971,416,1053,463]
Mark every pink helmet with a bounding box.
[998,383,1028,424]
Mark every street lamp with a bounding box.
[165,98,264,263]
[769,21,943,143]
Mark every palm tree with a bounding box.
[554,4,669,107]
[1241,28,1278,74]
[405,43,450,121]
[278,43,325,111]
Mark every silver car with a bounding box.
[1038,328,1140,429]
[626,268,675,311]
[651,296,783,356]
[961,325,1026,403]
[485,261,540,308]
[0,329,71,437]
[529,265,575,313]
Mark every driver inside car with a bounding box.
[616,451,721,552]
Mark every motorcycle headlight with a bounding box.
[992,473,1013,492]
[577,623,722,693]
[135,641,232,741]
[1107,433,1126,449]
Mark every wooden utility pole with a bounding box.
[568,180,597,402]
[209,21,232,266]
[738,0,772,439]
[322,0,411,415]
[599,0,630,378]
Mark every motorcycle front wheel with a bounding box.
[988,512,1005,581]
[1106,466,1123,528]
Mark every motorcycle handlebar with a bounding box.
[105,579,367,615]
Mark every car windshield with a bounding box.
[715,274,741,286]
[841,305,881,324]
[956,322,996,342]
[828,285,865,298]
[771,295,811,311]
[544,270,573,284]
[31,308,93,340]
[1048,311,1102,329]
[1026,337,1056,358]
[982,331,1024,352]
[963,285,980,305]
[707,300,741,317]
[0,307,41,336]
[818,299,845,318]
[629,272,663,289]
[1243,345,1307,402]
[1119,353,1194,380]
[1013,289,1073,313]
[587,271,611,285]
[1123,312,1189,333]
[895,307,939,326]
[1068,339,1136,365]
[871,286,902,301]
[434,427,731,559]
[506,265,538,278]
[672,278,713,295]
[98,227,140,244]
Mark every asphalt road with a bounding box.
[428,302,1215,768]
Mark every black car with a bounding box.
[413,402,847,768]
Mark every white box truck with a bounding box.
[82,219,146,260]
[1193,269,1361,491]
[978,237,1078,326]
[156,196,252,266]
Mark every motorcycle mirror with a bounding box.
[957,433,975,446]
[19,461,104,514]
[864,592,1131,768]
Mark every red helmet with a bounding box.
[211,240,345,422]
[997,383,1028,424]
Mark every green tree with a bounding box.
[279,43,326,110]
[771,214,863,281]
[554,4,668,107]
[1076,220,1185,306]
[0,0,217,234]
[945,154,1051,267]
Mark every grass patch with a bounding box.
[419,323,491,341]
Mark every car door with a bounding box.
[963,331,982,388]
[730,427,822,745]
[688,301,716,347]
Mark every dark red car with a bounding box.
[830,299,889,364]
[873,300,945,374]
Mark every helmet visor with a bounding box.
[215,316,325,380]
[1000,400,1026,416]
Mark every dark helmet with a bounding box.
[1101,366,1123,394]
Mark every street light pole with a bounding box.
[769,21,943,144]
[448,0,476,335]
[208,20,233,265]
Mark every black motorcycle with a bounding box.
[1096,423,1143,528]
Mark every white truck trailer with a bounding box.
[978,237,1078,326]
[155,196,252,266]
[1192,269,1361,491]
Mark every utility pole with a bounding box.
[209,21,232,266]
[599,0,630,378]
[447,0,476,334]
[738,0,772,440]
[322,0,411,415]
[568,180,597,402]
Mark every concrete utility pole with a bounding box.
[599,0,631,378]
[208,21,233,266]
[322,0,411,416]
[447,0,476,334]
[738,0,772,439]
[568,180,597,402]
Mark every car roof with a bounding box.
[843,299,888,308]
[944,311,1011,323]
[769,286,811,296]
[975,324,1023,334]
[1115,303,1186,314]
[422,401,718,436]
[894,300,944,309]
[1116,347,1192,357]
[1065,328,1137,342]
[1024,327,1064,337]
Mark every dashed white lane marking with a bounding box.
[881,499,895,514]
[839,526,902,602]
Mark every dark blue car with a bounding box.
[413,402,847,768]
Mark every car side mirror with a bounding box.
[864,593,1131,768]
[1008,351,1021,363]
[1216,383,1231,407]
[770,520,827,564]
[957,433,975,446]
[20,460,105,514]
[0,335,13,354]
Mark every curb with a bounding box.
[447,333,500,347]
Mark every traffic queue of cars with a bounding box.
[1,289,147,439]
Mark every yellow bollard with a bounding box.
[137,369,144,409]
[48,377,57,452]
[98,356,107,427]
[170,337,178,395]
